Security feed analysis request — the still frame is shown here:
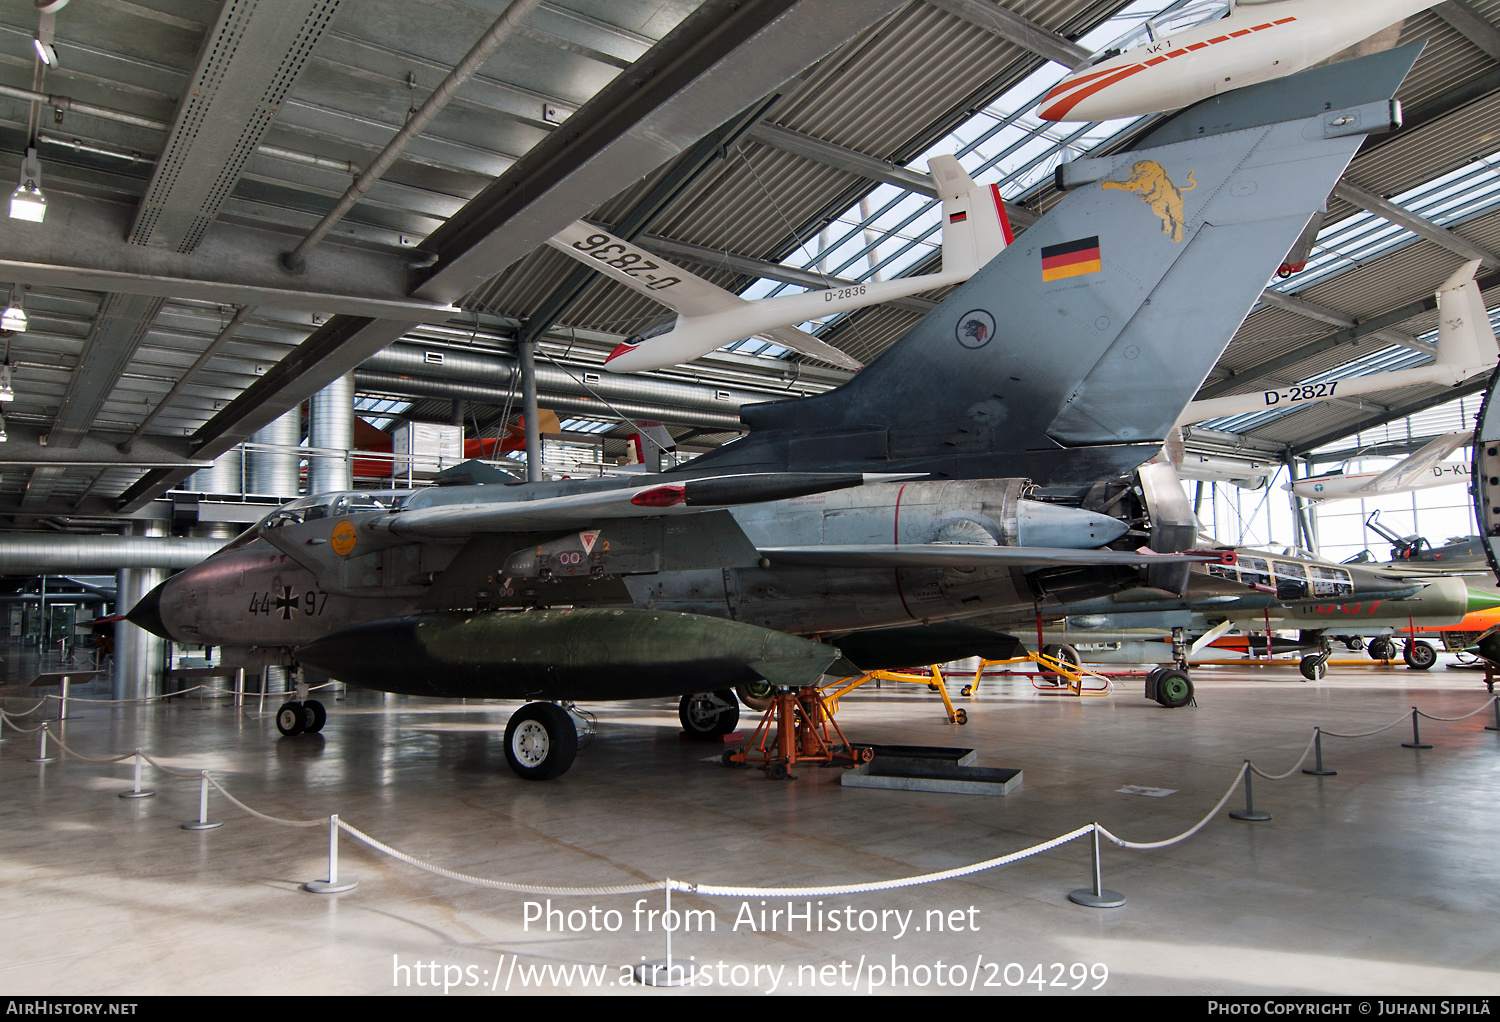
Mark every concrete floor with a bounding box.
[2,656,1499,996]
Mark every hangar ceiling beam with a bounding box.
[409,0,906,305]
[1290,376,1491,456]
[25,0,342,506]
[0,425,210,470]
[1256,289,1427,354]
[0,193,458,319]
[113,0,910,512]
[1195,269,1500,401]
[743,122,1040,230]
[282,0,544,271]
[1434,0,1500,63]
[1332,180,1500,270]
[926,0,1091,69]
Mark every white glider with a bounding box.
[1179,260,1499,425]
[546,155,1012,373]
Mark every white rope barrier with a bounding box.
[205,774,322,828]
[1249,729,1320,780]
[1320,710,1419,739]
[1417,694,1499,722]
[45,728,135,765]
[686,825,1097,897]
[7,684,1499,905]
[335,819,667,896]
[1099,764,1247,850]
[0,709,44,733]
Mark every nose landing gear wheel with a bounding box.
[1299,655,1328,682]
[679,691,740,739]
[276,701,305,737]
[302,699,327,733]
[504,702,578,780]
[1155,669,1194,708]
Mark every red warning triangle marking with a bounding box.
[579,530,600,555]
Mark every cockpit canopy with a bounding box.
[1084,0,1233,65]
[218,492,404,553]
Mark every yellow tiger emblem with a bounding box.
[1102,160,1196,243]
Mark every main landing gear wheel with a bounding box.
[1153,669,1194,708]
[1369,637,1396,661]
[679,691,740,740]
[275,701,305,737]
[1403,640,1438,671]
[504,702,578,781]
[1345,636,1366,652]
[302,700,327,733]
[1299,655,1329,682]
[1043,643,1082,668]
[735,680,774,713]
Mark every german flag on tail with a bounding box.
[1041,236,1101,281]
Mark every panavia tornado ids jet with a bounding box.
[129,48,1421,780]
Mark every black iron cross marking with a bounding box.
[274,586,300,620]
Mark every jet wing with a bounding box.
[376,472,914,538]
[1349,430,1472,498]
[758,544,1227,569]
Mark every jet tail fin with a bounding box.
[684,45,1421,488]
[931,155,1012,277]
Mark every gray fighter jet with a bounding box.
[130,47,1422,779]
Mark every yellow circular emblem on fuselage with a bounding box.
[331,519,358,556]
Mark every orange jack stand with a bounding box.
[728,687,872,780]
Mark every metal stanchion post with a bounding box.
[119,749,155,799]
[1486,699,1500,734]
[1068,826,1125,908]
[1401,707,1433,750]
[181,772,223,830]
[57,676,72,721]
[1229,762,1271,821]
[235,668,244,709]
[634,881,694,987]
[305,815,358,893]
[29,723,56,764]
[1302,727,1336,776]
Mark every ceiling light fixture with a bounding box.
[0,365,16,403]
[2,288,27,333]
[32,12,56,65]
[9,149,45,223]
[0,413,10,443]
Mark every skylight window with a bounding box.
[559,417,617,435]
[354,395,412,431]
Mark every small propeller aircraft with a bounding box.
[1039,0,1436,122]
[546,155,1011,373]
[1287,431,1472,501]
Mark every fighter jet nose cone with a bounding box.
[126,581,172,639]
